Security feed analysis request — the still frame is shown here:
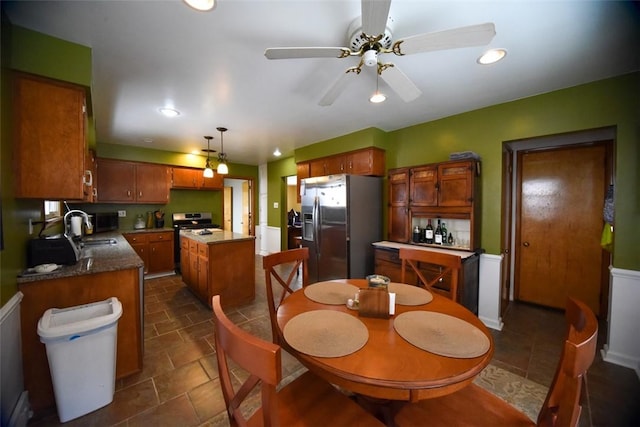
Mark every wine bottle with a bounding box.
[424,219,434,244]
[413,226,421,243]
[448,233,454,245]
[434,219,443,245]
[441,222,448,244]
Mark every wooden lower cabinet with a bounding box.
[124,231,174,275]
[180,235,255,308]
[374,246,479,314]
[18,268,143,414]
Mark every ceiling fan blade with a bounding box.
[361,0,391,36]
[319,69,359,106]
[393,23,496,56]
[265,47,351,60]
[380,65,421,102]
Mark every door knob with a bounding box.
[523,242,530,247]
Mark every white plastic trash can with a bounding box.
[37,297,123,423]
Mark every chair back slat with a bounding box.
[399,247,461,301]
[262,247,309,343]
[537,297,598,427]
[212,295,281,427]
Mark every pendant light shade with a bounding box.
[202,135,215,178]
[216,127,229,175]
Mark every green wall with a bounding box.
[268,73,639,270]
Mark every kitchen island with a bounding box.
[17,232,144,415]
[179,230,255,308]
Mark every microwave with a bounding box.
[89,212,119,233]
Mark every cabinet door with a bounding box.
[180,237,190,280]
[97,159,136,202]
[388,169,410,242]
[309,158,327,177]
[197,251,209,304]
[172,167,199,188]
[202,173,224,189]
[148,232,174,273]
[14,73,86,199]
[296,162,310,203]
[438,161,473,207]
[346,148,385,176]
[136,163,170,203]
[410,165,438,206]
[324,155,346,175]
[124,233,150,274]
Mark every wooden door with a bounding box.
[515,144,606,314]
[172,167,198,188]
[223,186,233,231]
[410,165,438,206]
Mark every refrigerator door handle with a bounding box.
[313,195,320,256]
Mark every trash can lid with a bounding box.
[37,297,123,339]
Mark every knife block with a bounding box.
[358,288,390,318]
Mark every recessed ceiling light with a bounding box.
[159,107,180,117]
[477,48,507,65]
[273,148,282,157]
[183,0,216,11]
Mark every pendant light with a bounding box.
[216,127,229,175]
[202,135,215,178]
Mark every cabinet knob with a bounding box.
[523,242,530,247]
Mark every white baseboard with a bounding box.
[479,315,504,331]
[7,391,32,427]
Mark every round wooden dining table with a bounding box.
[276,279,494,403]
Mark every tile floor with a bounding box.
[29,255,640,426]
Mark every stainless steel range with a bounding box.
[172,212,219,273]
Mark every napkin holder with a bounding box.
[358,288,390,318]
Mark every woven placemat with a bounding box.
[283,310,369,358]
[393,311,490,358]
[303,281,359,305]
[388,282,433,305]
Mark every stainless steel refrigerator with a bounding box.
[301,174,382,282]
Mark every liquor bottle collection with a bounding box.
[412,218,455,246]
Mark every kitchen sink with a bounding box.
[81,238,117,246]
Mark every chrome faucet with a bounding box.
[63,209,92,238]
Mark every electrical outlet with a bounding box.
[118,210,127,217]
[273,202,279,209]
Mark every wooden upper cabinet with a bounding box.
[172,167,223,190]
[13,73,88,200]
[410,165,438,206]
[97,158,169,203]
[83,149,97,203]
[437,161,474,207]
[300,147,385,182]
[346,147,385,176]
[296,162,310,203]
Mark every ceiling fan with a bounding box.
[264,0,496,106]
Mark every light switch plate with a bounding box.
[118,210,127,217]
[273,202,279,209]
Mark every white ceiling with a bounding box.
[4,1,639,166]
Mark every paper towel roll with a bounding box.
[71,216,83,237]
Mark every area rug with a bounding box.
[473,364,548,421]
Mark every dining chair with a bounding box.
[262,247,309,343]
[211,295,385,427]
[394,297,599,427]
[398,247,462,301]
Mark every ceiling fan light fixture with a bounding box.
[183,0,216,12]
[273,148,282,157]
[216,127,229,175]
[159,107,180,117]
[478,48,507,65]
[370,92,386,103]
[363,49,378,67]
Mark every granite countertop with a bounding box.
[179,229,255,244]
[372,240,476,259]
[17,232,144,284]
